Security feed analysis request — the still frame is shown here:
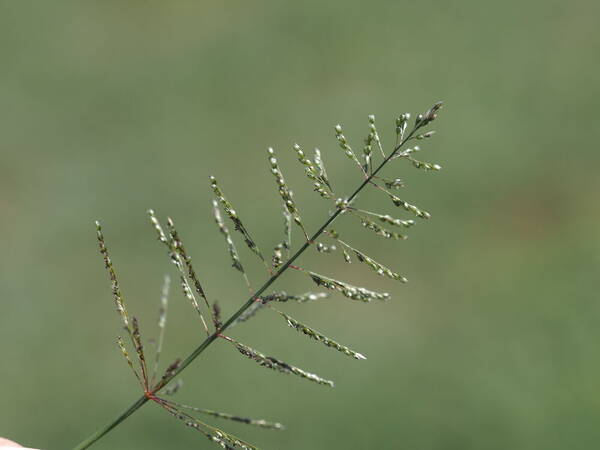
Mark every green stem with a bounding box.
[72,127,419,450]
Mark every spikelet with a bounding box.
[312,148,332,191]
[272,243,284,269]
[308,271,390,302]
[157,275,170,330]
[213,302,223,331]
[334,124,364,172]
[415,101,443,127]
[154,358,181,391]
[415,131,436,140]
[342,249,352,263]
[350,248,407,283]
[164,379,183,396]
[147,210,176,263]
[316,242,336,253]
[210,176,265,262]
[362,126,374,172]
[277,311,366,360]
[392,145,421,161]
[313,181,331,199]
[283,207,292,253]
[409,157,442,171]
[387,193,431,219]
[148,209,169,243]
[395,113,410,142]
[381,178,405,189]
[233,340,334,387]
[166,401,285,430]
[232,301,265,325]
[357,215,407,240]
[212,200,244,273]
[95,221,131,330]
[267,147,308,238]
[260,291,329,303]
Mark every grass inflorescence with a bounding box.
[76,102,445,450]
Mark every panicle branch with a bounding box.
[267,147,309,240]
[210,176,267,267]
[308,271,390,302]
[274,309,366,360]
[95,221,132,331]
[293,143,333,199]
[164,400,285,430]
[229,338,334,387]
[147,211,211,334]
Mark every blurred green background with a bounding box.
[1,1,599,449]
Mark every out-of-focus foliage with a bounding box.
[1,1,599,449]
